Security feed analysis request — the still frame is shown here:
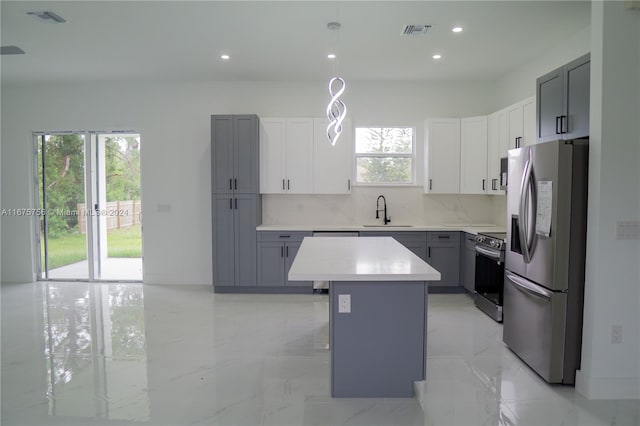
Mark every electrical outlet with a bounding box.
[338,294,351,313]
[611,325,623,344]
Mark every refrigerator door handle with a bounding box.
[519,157,532,263]
[506,271,552,301]
[519,154,537,264]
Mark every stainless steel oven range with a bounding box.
[474,231,507,322]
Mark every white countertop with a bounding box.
[257,224,505,235]
[288,237,442,282]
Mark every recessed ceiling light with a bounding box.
[452,27,463,33]
[432,54,442,60]
[220,54,230,60]
[327,53,336,60]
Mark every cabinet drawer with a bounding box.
[427,231,460,244]
[257,231,312,242]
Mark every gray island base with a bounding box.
[288,237,440,398]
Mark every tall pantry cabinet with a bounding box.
[211,115,261,289]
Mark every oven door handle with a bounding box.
[475,245,502,260]
[506,271,552,301]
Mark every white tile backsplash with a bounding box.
[262,187,502,226]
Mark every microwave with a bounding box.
[500,157,508,190]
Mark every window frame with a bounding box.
[353,126,417,186]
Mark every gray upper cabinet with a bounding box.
[536,54,590,143]
[257,232,312,287]
[213,194,261,287]
[426,232,461,288]
[211,115,259,194]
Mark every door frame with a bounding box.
[32,130,143,282]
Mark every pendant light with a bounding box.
[326,21,347,146]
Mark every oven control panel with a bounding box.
[475,234,506,250]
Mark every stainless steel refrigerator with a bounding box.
[504,138,589,384]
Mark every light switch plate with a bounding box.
[338,294,351,313]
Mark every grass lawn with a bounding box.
[42,225,142,270]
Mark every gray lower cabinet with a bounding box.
[212,194,260,287]
[257,232,312,287]
[359,231,427,261]
[462,233,476,294]
[426,231,461,289]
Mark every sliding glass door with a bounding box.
[36,132,142,281]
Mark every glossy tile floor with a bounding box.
[2,282,638,426]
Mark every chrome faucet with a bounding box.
[376,195,391,225]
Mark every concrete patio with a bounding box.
[47,258,142,281]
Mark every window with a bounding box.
[354,127,415,184]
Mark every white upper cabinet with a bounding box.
[522,97,536,147]
[259,118,286,194]
[313,118,353,194]
[507,96,536,150]
[285,118,314,193]
[460,116,488,194]
[260,118,313,194]
[487,112,505,195]
[424,118,461,194]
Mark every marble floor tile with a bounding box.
[1,282,638,426]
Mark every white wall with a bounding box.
[1,79,496,284]
[493,26,591,108]
[574,0,640,400]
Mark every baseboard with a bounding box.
[214,286,314,294]
[575,371,640,399]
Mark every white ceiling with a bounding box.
[0,1,591,84]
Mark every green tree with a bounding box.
[38,135,85,237]
[104,136,141,201]
[358,128,412,183]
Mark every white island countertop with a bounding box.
[288,237,441,282]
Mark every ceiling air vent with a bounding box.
[27,11,66,23]
[401,25,432,36]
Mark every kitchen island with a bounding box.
[288,236,441,397]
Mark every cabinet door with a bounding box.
[536,67,564,143]
[565,55,590,139]
[260,118,286,193]
[522,97,536,147]
[487,113,502,194]
[460,116,488,194]
[212,116,235,194]
[285,241,311,287]
[425,118,460,194]
[285,118,314,193]
[234,115,259,194]
[213,195,235,286]
[498,109,509,157]
[507,103,524,150]
[463,234,476,293]
[427,232,460,287]
[427,243,460,287]
[313,118,353,194]
[257,242,285,286]
[235,194,258,286]
[403,242,427,261]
